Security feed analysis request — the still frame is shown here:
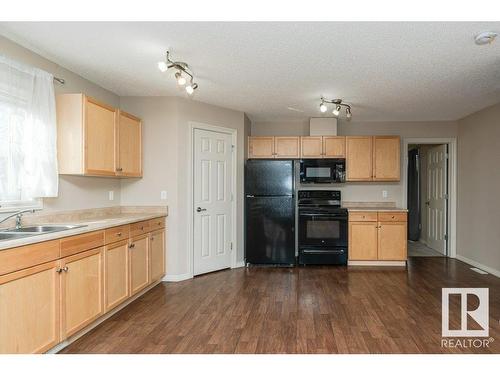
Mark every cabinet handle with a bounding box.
[129,243,135,249]
[117,232,122,236]
[151,236,154,241]
[56,268,63,274]
[140,226,144,230]
[116,167,123,172]
[391,216,395,219]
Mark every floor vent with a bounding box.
[470,267,488,275]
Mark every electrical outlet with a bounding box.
[108,190,114,201]
[160,190,167,200]
[382,190,388,198]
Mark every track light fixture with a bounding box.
[158,50,199,95]
[319,97,352,121]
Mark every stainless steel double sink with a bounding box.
[0,225,87,242]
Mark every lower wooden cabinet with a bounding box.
[378,222,407,260]
[348,211,407,262]
[349,222,378,260]
[0,217,167,353]
[0,261,60,354]
[104,240,130,311]
[129,235,149,295]
[61,248,104,339]
[150,229,166,282]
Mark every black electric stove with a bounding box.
[297,190,348,265]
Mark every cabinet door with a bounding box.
[378,222,407,260]
[117,111,142,177]
[323,136,346,158]
[346,136,373,181]
[348,222,378,260]
[248,137,274,158]
[373,136,400,181]
[274,137,300,159]
[129,235,149,295]
[84,96,117,176]
[104,240,129,312]
[150,229,166,283]
[61,248,104,338]
[0,261,60,354]
[300,136,323,158]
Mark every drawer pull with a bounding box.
[140,226,144,231]
[117,232,122,236]
[129,243,135,249]
[391,215,395,219]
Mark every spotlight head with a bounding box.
[332,105,341,117]
[175,71,187,86]
[186,83,199,95]
[319,102,328,113]
[158,61,168,72]
[346,107,352,121]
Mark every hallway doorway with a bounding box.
[407,143,449,257]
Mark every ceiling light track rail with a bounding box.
[319,97,352,120]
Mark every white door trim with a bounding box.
[187,122,237,278]
[402,137,457,258]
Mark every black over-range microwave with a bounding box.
[299,158,346,184]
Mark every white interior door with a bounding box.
[426,144,447,254]
[193,128,233,275]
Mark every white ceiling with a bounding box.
[1,22,499,122]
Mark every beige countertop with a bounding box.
[344,207,408,212]
[0,212,167,251]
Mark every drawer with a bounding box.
[130,220,150,237]
[0,240,60,276]
[349,211,378,222]
[104,225,130,244]
[148,217,165,231]
[378,212,407,222]
[60,230,105,258]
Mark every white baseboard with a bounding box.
[456,255,500,278]
[348,260,407,267]
[233,261,245,268]
[163,273,193,282]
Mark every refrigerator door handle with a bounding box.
[246,195,255,198]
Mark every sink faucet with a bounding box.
[0,209,36,229]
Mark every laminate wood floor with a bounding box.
[60,258,500,354]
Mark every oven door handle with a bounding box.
[301,249,346,255]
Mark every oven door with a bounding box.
[298,208,347,247]
[299,159,345,183]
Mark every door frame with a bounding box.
[187,122,238,277]
[402,137,457,258]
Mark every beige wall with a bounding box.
[119,96,249,277]
[0,35,122,212]
[457,102,500,273]
[252,120,458,206]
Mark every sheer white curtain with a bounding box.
[0,55,58,202]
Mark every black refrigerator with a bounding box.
[245,159,295,265]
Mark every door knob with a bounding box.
[196,207,207,212]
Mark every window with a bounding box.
[0,55,58,212]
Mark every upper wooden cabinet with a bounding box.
[56,94,142,178]
[346,136,400,181]
[300,136,323,158]
[373,136,400,181]
[248,136,300,159]
[248,136,274,158]
[301,136,345,158]
[117,111,142,177]
[274,137,300,159]
[346,136,373,181]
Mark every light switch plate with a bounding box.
[108,190,114,201]
[160,190,167,200]
[382,190,388,198]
